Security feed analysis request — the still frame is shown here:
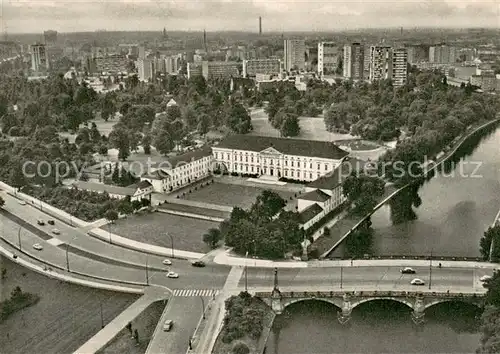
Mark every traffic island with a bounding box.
[212,292,274,354]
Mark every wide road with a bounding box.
[0,212,230,289]
[146,296,209,354]
[240,266,490,292]
[2,208,493,292]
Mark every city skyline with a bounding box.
[2,0,499,34]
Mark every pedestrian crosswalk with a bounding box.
[172,289,220,297]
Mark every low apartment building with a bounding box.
[71,180,153,201]
[140,146,213,193]
[201,61,242,80]
[242,58,281,78]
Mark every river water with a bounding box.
[266,300,481,354]
[267,126,500,353]
[370,124,500,257]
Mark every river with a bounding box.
[370,124,500,257]
[266,126,500,353]
[266,300,481,354]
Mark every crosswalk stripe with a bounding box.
[172,289,220,297]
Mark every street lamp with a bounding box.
[108,223,112,244]
[145,257,149,285]
[17,226,22,251]
[167,233,174,258]
[199,296,206,319]
[340,266,343,289]
[429,249,433,290]
[244,251,249,292]
[66,236,77,272]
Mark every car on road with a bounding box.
[191,260,205,267]
[162,259,172,265]
[410,278,425,286]
[33,243,43,251]
[163,320,173,331]
[51,228,60,235]
[37,219,45,225]
[400,267,416,274]
[47,220,55,225]
[166,271,179,278]
[18,200,26,205]
[480,275,492,282]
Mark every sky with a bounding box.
[1,0,499,33]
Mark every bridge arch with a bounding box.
[424,298,483,311]
[352,297,414,310]
[283,298,342,311]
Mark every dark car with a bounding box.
[191,260,206,267]
[48,220,55,225]
[400,267,416,274]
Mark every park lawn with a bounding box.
[184,182,296,210]
[0,258,137,354]
[106,211,217,253]
[250,112,354,142]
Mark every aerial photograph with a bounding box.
[1,0,500,353]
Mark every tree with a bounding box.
[142,134,152,155]
[225,101,252,134]
[343,173,385,216]
[153,130,174,156]
[109,127,130,161]
[480,225,500,262]
[203,228,222,249]
[104,209,119,224]
[0,195,4,208]
[279,113,300,137]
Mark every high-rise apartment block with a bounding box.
[429,45,457,64]
[369,45,392,82]
[317,42,340,77]
[201,61,241,80]
[31,43,50,71]
[343,43,364,80]
[391,48,408,87]
[187,62,202,79]
[283,39,305,72]
[137,59,153,82]
[165,55,181,74]
[243,59,281,77]
[138,46,146,60]
[369,46,408,86]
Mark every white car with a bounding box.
[163,320,173,332]
[18,200,26,205]
[162,259,172,266]
[32,243,43,251]
[480,275,492,282]
[166,271,179,278]
[410,278,425,286]
[51,229,60,235]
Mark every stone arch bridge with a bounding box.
[255,290,485,325]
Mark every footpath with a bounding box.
[212,249,500,269]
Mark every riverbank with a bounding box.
[314,117,500,259]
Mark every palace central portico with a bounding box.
[212,135,349,182]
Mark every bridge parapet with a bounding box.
[255,290,484,325]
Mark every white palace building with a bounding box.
[212,135,349,182]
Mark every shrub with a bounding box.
[232,341,250,354]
